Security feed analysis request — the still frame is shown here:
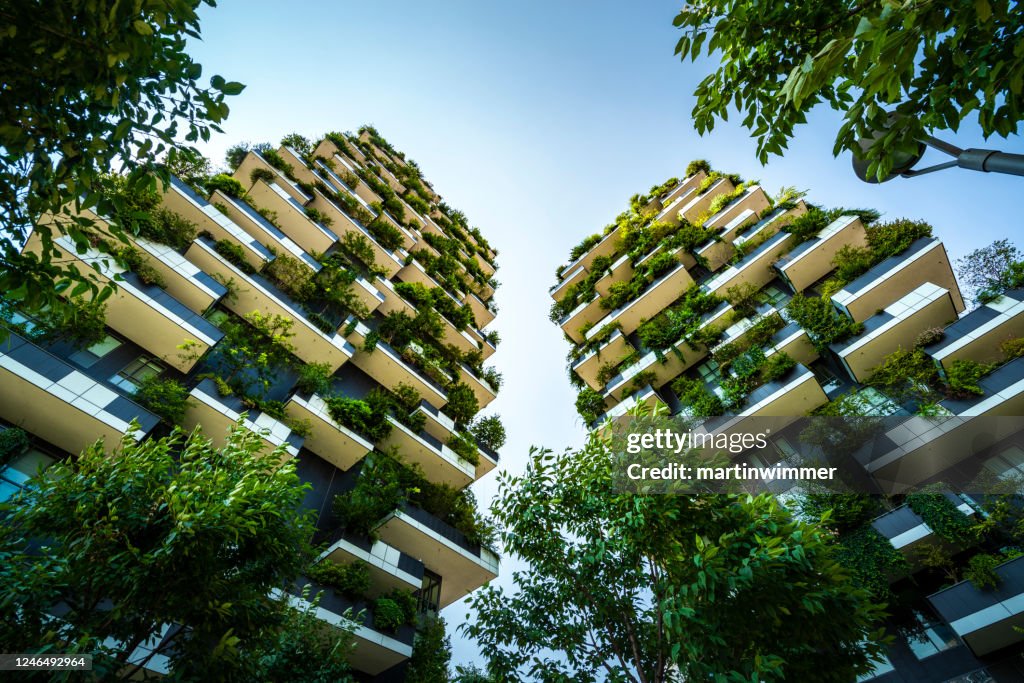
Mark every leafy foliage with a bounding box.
[0,422,321,678]
[406,617,452,683]
[307,560,371,598]
[465,422,888,681]
[1,0,242,323]
[955,239,1024,304]
[132,375,190,425]
[674,1,1024,180]
[470,414,507,452]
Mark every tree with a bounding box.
[674,1,1024,180]
[0,420,346,680]
[955,238,1024,305]
[0,0,243,323]
[405,617,452,683]
[463,413,888,682]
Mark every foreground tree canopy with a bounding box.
[0,422,354,682]
[463,412,888,683]
[674,0,1024,180]
[0,0,243,323]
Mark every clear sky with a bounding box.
[187,0,1023,669]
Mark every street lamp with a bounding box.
[851,120,1024,183]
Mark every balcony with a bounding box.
[28,233,222,373]
[277,145,320,187]
[653,186,698,226]
[648,170,708,214]
[378,415,475,488]
[594,253,634,297]
[0,331,160,454]
[343,319,449,410]
[313,138,364,169]
[737,363,826,417]
[245,179,338,255]
[704,185,771,232]
[307,190,405,279]
[559,226,622,283]
[466,292,496,329]
[696,206,765,273]
[732,202,807,253]
[679,176,735,224]
[372,277,418,317]
[871,495,975,561]
[284,393,373,470]
[572,329,635,390]
[925,289,1024,371]
[184,378,303,458]
[160,176,274,272]
[210,190,314,272]
[549,262,588,302]
[834,282,960,383]
[703,231,796,299]
[831,237,965,323]
[318,533,424,597]
[775,215,867,293]
[457,363,498,409]
[596,384,667,426]
[233,151,310,204]
[928,555,1024,657]
[283,583,413,676]
[335,156,383,206]
[584,264,696,341]
[414,401,498,479]
[374,504,499,609]
[130,236,227,315]
[185,238,356,371]
[769,322,819,367]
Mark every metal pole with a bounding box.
[958,149,1024,177]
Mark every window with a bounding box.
[812,365,844,393]
[110,355,164,393]
[419,570,442,616]
[760,284,788,308]
[906,610,959,660]
[205,308,231,329]
[0,448,56,503]
[983,444,1024,483]
[695,359,722,387]
[69,334,121,368]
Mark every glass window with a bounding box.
[760,285,788,308]
[906,610,959,660]
[69,334,121,368]
[110,355,163,393]
[696,360,722,386]
[983,444,1024,482]
[419,570,442,615]
[0,448,56,502]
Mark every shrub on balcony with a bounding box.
[363,215,404,252]
[568,234,601,262]
[906,487,976,544]
[340,232,387,278]
[445,382,481,427]
[213,239,256,275]
[114,246,166,288]
[914,327,945,348]
[204,173,246,199]
[133,376,190,426]
[759,352,796,384]
[865,347,939,403]
[383,588,418,625]
[575,387,606,424]
[248,167,274,185]
[686,159,711,176]
[470,414,506,452]
[263,252,314,302]
[0,427,29,466]
[1002,337,1024,359]
[306,560,371,598]
[447,431,481,466]
[671,376,724,418]
[831,244,874,284]
[260,148,295,179]
[373,598,406,632]
[785,294,863,351]
[295,361,333,396]
[866,218,932,259]
[325,394,392,442]
[217,311,296,400]
[945,358,993,397]
[965,553,1002,590]
[303,207,333,228]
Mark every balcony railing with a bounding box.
[245,179,338,255]
[378,415,475,488]
[317,532,424,595]
[584,264,695,340]
[284,392,374,470]
[344,319,449,410]
[0,330,160,454]
[925,288,1024,371]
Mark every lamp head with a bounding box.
[851,113,926,183]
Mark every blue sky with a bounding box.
[188,0,1023,669]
